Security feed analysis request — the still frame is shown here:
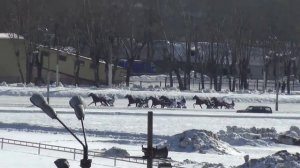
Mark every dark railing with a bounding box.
[0,137,179,167]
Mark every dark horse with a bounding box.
[88,93,109,106]
[159,96,176,108]
[125,94,144,107]
[192,95,212,108]
[177,97,187,108]
[210,97,234,109]
[224,100,235,109]
[159,96,171,103]
[149,96,166,108]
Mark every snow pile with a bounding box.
[277,126,300,146]
[236,150,300,168]
[101,147,130,157]
[282,126,300,139]
[163,129,239,154]
[178,159,225,168]
[218,126,277,146]
[0,82,8,87]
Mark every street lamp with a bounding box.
[69,96,91,168]
[30,93,91,168]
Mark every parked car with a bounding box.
[237,106,272,113]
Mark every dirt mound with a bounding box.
[218,126,277,146]
[163,129,239,154]
[236,150,300,168]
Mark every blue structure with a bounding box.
[118,59,156,75]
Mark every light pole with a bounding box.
[30,93,92,168]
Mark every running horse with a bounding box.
[125,94,144,107]
[88,93,109,106]
[192,95,212,109]
[148,96,166,108]
[210,97,234,109]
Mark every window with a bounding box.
[59,55,67,61]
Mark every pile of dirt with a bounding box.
[101,147,130,157]
[236,150,300,168]
[162,129,239,154]
[218,126,277,146]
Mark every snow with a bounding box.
[0,33,24,40]
[1,84,300,167]
[237,150,300,168]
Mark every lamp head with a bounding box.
[30,93,46,109]
[54,158,70,168]
[30,93,57,119]
[69,96,85,120]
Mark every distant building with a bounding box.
[36,47,126,85]
[0,33,27,83]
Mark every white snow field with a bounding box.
[1,83,300,167]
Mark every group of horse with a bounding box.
[87,93,235,109]
[192,95,235,109]
[125,94,187,108]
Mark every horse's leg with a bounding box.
[88,102,94,106]
[193,103,195,108]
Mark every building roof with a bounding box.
[0,33,24,40]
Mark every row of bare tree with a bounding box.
[1,0,300,93]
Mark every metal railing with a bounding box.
[0,137,178,167]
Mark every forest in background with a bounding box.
[1,0,300,92]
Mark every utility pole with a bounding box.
[147,111,153,168]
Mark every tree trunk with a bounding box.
[169,71,173,87]
[232,77,236,92]
[201,73,205,90]
[287,61,291,94]
[125,59,134,87]
[174,68,184,90]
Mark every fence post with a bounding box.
[114,157,116,167]
[160,81,162,87]
[140,81,142,87]
[1,138,3,149]
[38,143,41,155]
[73,148,76,160]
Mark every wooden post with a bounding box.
[38,143,41,154]
[160,81,162,87]
[147,111,153,168]
[140,81,142,87]
[73,148,76,160]
[1,138,3,149]
[114,157,116,167]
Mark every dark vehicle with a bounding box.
[237,106,272,113]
